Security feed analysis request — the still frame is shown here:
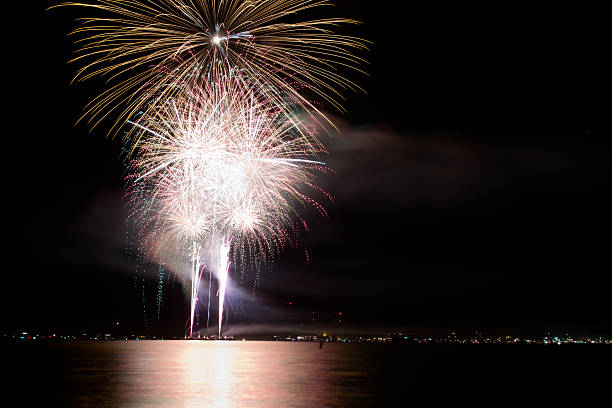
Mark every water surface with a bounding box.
[6,341,610,407]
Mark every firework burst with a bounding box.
[127,74,329,335]
[53,0,368,138]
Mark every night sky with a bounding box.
[4,1,611,336]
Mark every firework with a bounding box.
[127,74,329,336]
[53,0,368,138]
[54,0,366,337]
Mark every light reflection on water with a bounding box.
[59,341,378,408]
[8,341,607,407]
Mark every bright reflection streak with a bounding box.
[115,342,345,407]
[182,342,234,408]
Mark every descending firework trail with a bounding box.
[53,0,368,138]
[188,239,227,338]
[189,242,205,338]
[127,74,330,335]
[216,240,230,337]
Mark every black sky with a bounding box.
[3,1,611,336]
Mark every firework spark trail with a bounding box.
[216,240,231,337]
[127,74,330,335]
[189,242,207,338]
[52,0,369,140]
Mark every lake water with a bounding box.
[5,341,610,407]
